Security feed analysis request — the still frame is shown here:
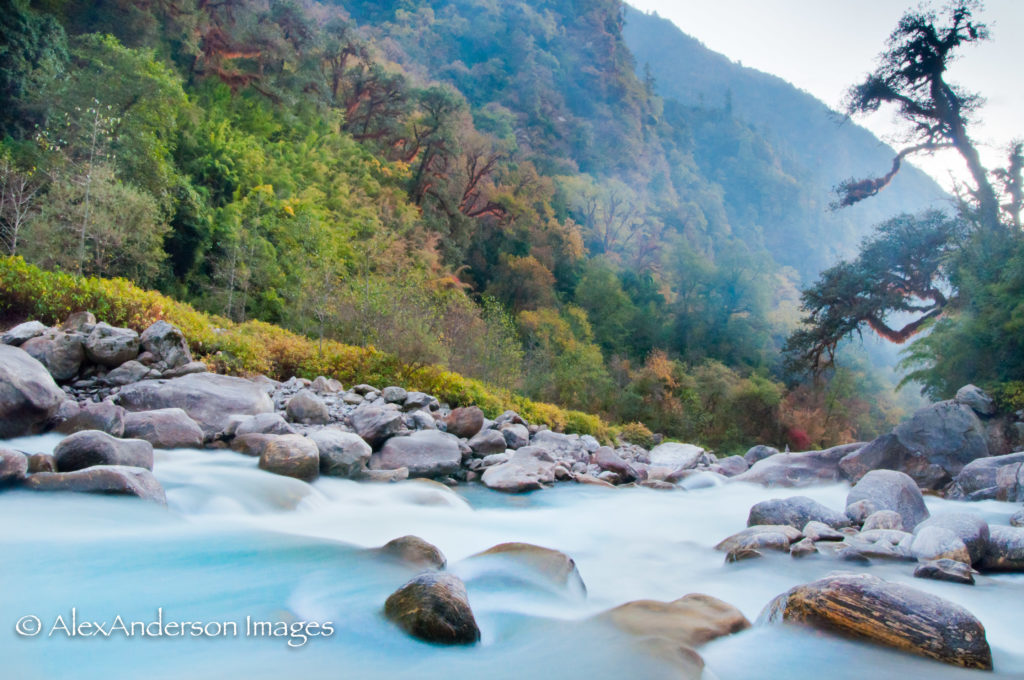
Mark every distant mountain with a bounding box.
[623,6,948,276]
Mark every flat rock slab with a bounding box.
[732,444,863,487]
[759,573,992,670]
[123,408,204,449]
[370,430,461,478]
[25,465,166,504]
[54,430,154,471]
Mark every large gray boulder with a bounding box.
[909,526,972,565]
[914,513,990,564]
[116,373,273,436]
[139,321,192,369]
[123,408,204,449]
[979,525,1024,571]
[0,345,66,437]
[947,451,1024,500]
[955,384,996,416]
[22,331,84,381]
[995,460,1024,502]
[310,428,371,478]
[747,496,850,530]
[350,406,404,449]
[1,320,46,346]
[55,401,126,437]
[285,389,329,425]
[84,323,140,367]
[592,446,639,482]
[384,572,480,645]
[846,470,930,532]
[232,413,295,437]
[467,429,507,456]
[500,423,530,449]
[648,442,707,471]
[482,447,557,493]
[840,401,990,489]
[370,430,461,478]
[54,430,154,471]
[258,434,320,482]
[743,445,780,466]
[731,443,863,487]
[760,573,992,669]
[25,465,166,504]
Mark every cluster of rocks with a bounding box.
[717,468,1024,584]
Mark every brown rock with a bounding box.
[25,465,166,504]
[384,572,480,645]
[376,535,446,570]
[444,406,485,439]
[600,593,750,648]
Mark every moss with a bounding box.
[0,256,613,439]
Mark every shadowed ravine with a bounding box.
[2,433,1022,680]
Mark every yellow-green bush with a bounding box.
[0,256,613,439]
[618,422,655,449]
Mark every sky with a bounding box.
[627,0,1024,193]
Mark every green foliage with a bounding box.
[618,422,654,449]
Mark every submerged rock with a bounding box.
[375,535,447,570]
[25,465,167,504]
[384,572,480,645]
[715,525,802,555]
[0,345,66,437]
[760,573,992,670]
[914,559,976,585]
[600,593,750,648]
[53,430,154,472]
[470,542,586,593]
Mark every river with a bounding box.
[2,433,1022,679]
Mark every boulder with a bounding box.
[979,525,1024,571]
[55,401,126,437]
[759,573,992,669]
[116,373,273,436]
[84,323,139,367]
[910,526,972,565]
[233,413,296,437]
[139,320,192,369]
[471,542,586,593]
[25,465,166,504]
[1,320,47,346]
[481,447,556,493]
[914,513,990,564]
[60,311,96,332]
[258,434,319,482]
[285,389,329,425]
[384,573,480,644]
[370,430,461,478]
[914,559,976,585]
[310,376,343,394]
[0,449,28,485]
[948,451,1024,500]
[0,345,66,437]
[712,455,748,477]
[381,386,408,404]
[840,401,990,489]
[467,429,508,456]
[747,496,849,530]
[444,406,485,439]
[731,443,863,487]
[54,430,154,471]
[230,433,277,457]
[846,470,929,532]
[22,331,84,382]
[309,428,371,478]
[995,461,1024,502]
[600,593,750,647]
[375,535,446,570]
[955,384,996,416]
[500,423,530,449]
[362,467,409,483]
[27,453,56,473]
[592,446,639,481]
[802,521,844,542]
[714,525,803,554]
[350,406,404,449]
[744,444,780,466]
[161,361,208,378]
[861,510,905,532]
[648,442,707,471]
[123,408,204,449]
[105,360,158,386]
[403,391,437,411]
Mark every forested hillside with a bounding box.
[0,0,933,451]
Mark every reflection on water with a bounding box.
[1,436,1022,679]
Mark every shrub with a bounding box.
[618,421,655,449]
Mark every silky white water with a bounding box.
[2,434,1022,680]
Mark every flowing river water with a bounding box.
[2,433,1023,680]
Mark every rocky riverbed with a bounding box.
[3,313,1024,676]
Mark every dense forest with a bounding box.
[0,0,966,452]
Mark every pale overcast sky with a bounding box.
[628,0,1024,193]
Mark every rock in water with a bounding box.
[601,593,750,647]
[122,408,204,449]
[0,449,28,485]
[376,535,446,570]
[948,452,1024,500]
[369,430,461,478]
[979,525,1024,571]
[309,428,371,478]
[470,542,586,594]
[909,526,972,565]
[914,559,976,585]
[914,514,990,564]
[53,430,154,471]
[743,445,779,466]
[25,465,167,504]
[481,446,556,492]
[384,573,480,644]
[444,406,485,439]
[55,401,126,437]
[846,470,929,532]
[747,496,850,530]
[0,345,66,437]
[116,373,273,435]
[258,434,320,482]
[731,443,863,487]
[759,573,992,670]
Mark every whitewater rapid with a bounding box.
[2,434,1022,680]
